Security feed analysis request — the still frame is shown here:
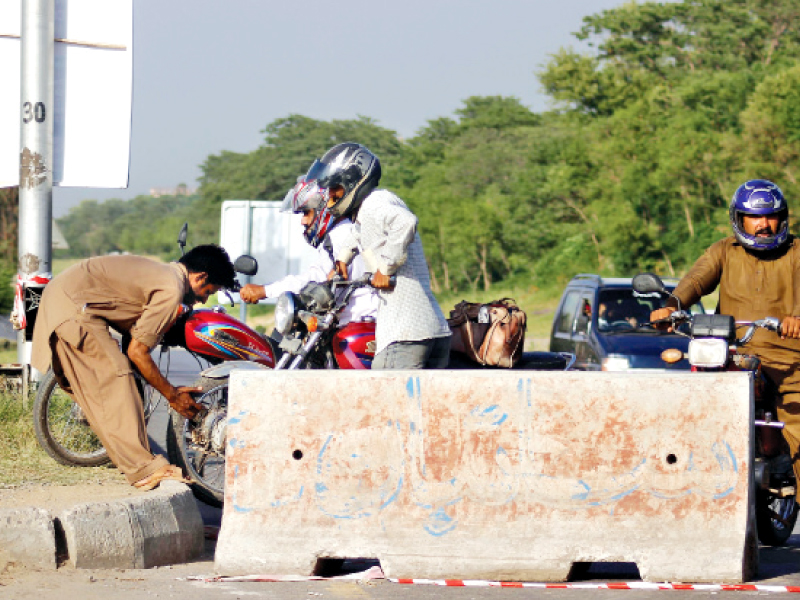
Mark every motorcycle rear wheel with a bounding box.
[167,376,227,507]
[756,488,798,547]
[33,369,110,467]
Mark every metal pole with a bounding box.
[17,0,54,367]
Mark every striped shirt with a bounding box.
[337,189,451,354]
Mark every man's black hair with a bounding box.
[178,244,236,288]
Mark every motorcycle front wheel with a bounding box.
[167,376,227,507]
[33,369,110,467]
[756,488,798,546]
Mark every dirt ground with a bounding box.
[0,480,139,513]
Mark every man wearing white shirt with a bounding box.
[307,142,451,369]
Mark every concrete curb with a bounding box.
[1,481,203,570]
[0,507,57,570]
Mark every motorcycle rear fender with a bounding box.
[200,360,272,380]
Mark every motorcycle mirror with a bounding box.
[632,272,666,294]
[234,255,258,276]
[178,223,188,256]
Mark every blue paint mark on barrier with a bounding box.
[572,480,591,501]
[380,475,404,509]
[271,486,304,508]
[424,507,457,537]
[231,465,253,513]
[228,410,249,425]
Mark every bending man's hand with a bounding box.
[169,386,205,420]
[239,283,266,304]
[127,338,204,420]
[781,316,800,339]
[649,307,675,332]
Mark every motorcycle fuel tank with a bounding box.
[332,320,376,369]
[183,308,275,367]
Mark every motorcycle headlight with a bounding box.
[274,293,296,336]
[602,355,630,371]
[687,338,728,368]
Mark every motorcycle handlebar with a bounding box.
[331,273,397,290]
[644,309,692,329]
[737,317,782,344]
[647,310,783,345]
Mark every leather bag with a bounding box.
[447,298,527,368]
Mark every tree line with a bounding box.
[3,0,799,312]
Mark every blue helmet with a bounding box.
[729,179,789,252]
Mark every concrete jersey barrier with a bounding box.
[216,370,756,582]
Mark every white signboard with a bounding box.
[220,200,319,303]
[0,0,133,188]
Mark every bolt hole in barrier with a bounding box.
[217,370,756,583]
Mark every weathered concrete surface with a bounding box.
[216,371,757,583]
[60,480,203,569]
[0,507,57,569]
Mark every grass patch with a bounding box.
[0,339,16,364]
[0,390,123,489]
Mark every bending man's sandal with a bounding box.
[133,464,193,491]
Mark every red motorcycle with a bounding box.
[163,275,381,506]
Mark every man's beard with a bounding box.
[182,290,198,306]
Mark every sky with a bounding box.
[52,0,624,217]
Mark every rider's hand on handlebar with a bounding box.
[332,261,349,280]
[650,307,676,332]
[169,386,205,420]
[239,283,266,304]
[780,315,800,339]
[370,270,393,289]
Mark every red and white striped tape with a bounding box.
[391,579,800,592]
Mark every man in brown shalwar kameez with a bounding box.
[651,180,800,509]
[31,245,236,490]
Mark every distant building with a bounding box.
[149,184,196,198]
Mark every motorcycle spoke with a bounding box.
[192,449,209,475]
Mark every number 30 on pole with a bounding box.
[22,101,46,124]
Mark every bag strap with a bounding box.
[458,318,482,363]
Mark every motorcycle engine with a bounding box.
[198,407,227,454]
[299,281,335,312]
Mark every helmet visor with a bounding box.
[281,178,327,214]
[305,159,330,183]
[304,158,342,188]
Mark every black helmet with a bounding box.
[304,143,381,218]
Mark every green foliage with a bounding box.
[199,115,405,206]
[56,194,206,259]
[0,255,14,313]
